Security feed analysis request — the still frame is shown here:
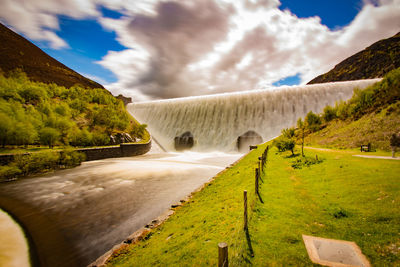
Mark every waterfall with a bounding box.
[128,79,380,152]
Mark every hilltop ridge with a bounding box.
[308,32,400,84]
[0,22,104,89]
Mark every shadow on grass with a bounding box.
[285,153,300,158]
[245,227,254,258]
[257,190,264,204]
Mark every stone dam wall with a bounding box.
[0,141,152,165]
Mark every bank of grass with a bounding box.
[106,144,400,266]
[304,108,400,151]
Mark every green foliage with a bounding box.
[322,105,337,122]
[39,127,60,148]
[281,127,295,138]
[291,155,323,169]
[0,165,22,180]
[59,148,86,167]
[13,151,60,175]
[305,111,322,132]
[0,149,86,180]
[273,136,295,155]
[0,71,148,148]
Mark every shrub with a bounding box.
[274,137,295,155]
[322,105,337,123]
[13,151,60,175]
[281,127,295,138]
[92,131,110,146]
[0,165,22,180]
[305,111,322,132]
[59,148,85,167]
[291,155,323,169]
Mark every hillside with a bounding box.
[308,32,400,84]
[296,68,400,151]
[0,23,104,89]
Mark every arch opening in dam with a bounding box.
[128,79,380,152]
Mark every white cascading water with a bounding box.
[128,79,380,152]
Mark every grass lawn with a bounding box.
[106,144,400,266]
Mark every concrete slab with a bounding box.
[303,235,370,267]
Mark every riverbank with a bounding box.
[105,144,400,266]
[0,141,151,181]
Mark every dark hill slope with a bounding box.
[0,23,104,89]
[308,32,400,84]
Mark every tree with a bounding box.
[13,122,37,147]
[0,113,13,147]
[297,118,305,157]
[40,127,60,148]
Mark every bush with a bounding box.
[281,127,295,138]
[13,151,60,175]
[0,165,22,180]
[59,148,85,167]
[322,105,337,122]
[305,111,322,132]
[92,131,110,146]
[291,155,323,169]
[274,137,295,155]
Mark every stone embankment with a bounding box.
[0,141,151,165]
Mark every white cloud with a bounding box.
[97,0,400,100]
[0,0,399,99]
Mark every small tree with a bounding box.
[297,118,305,157]
[274,137,295,155]
[40,127,60,148]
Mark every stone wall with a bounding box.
[0,141,151,165]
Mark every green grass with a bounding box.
[251,148,400,266]
[106,144,400,266]
[304,109,400,151]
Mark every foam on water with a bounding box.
[0,209,30,267]
[128,79,380,151]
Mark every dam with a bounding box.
[0,79,381,266]
[128,79,380,151]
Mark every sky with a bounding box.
[0,0,399,101]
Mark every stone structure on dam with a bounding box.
[128,79,380,152]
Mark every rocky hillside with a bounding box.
[308,32,400,84]
[0,22,104,89]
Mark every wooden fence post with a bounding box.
[218,242,228,267]
[244,190,248,230]
[255,168,259,195]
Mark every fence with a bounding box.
[219,145,269,266]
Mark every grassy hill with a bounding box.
[0,22,104,89]
[308,32,400,84]
[300,68,400,151]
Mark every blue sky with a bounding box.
[1,0,399,100]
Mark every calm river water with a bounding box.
[0,151,241,267]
